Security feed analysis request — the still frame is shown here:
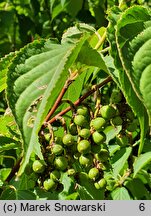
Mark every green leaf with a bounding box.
[111,187,131,200]
[116,6,151,124]
[111,147,132,178]
[0,52,15,92]
[0,188,36,200]
[133,152,151,177]
[0,168,11,182]
[64,0,83,17]
[7,35,89,176]
[59,172,75,199]
[61,23,95,44]
[34,187,58,200]
[125,178,150,199]
[0,137,19,152]
[77,41,108,73]
[107,6,149,154]
[78,172,104,200]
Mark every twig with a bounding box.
[5,158,22,182]
[45,73,76,122]
[46,76,112,125]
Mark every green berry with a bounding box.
[92,131,106,144]
[100,105,116,119]
[52,144,63,155]
[74,115,87,127]
[69,123,78,135]
[90,117,106,132]
[126,120,138,132]
[88,167,99,180]
[94,182,101,189]
[79,128,91,139]
[50,170,60,181]
[111,90,122,103]
[77,140,91,154]
[67,168,76,176]
[43,178,56,191]
[62,133,74,146]
[54,156,68,171]
[111,116,123,126]
[32,160,45,174]
[79,154,93,166]
[77,106,89,116]
[126,111,135,121]
[98,178,107,188]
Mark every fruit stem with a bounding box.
[46,76,112,125]
[45,71,78,122]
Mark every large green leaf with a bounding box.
[107,6,149,154]
[116,6,151,123]
[7,35,89,176]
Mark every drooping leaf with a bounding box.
[116,6,151,124]
[107,6,149,154]
[133,152,151,177]
[7,34,90,176]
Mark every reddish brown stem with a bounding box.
[45,78,73,122]
[46,76,112,125]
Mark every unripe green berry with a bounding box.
[77,140,91,154]
[79,154,93,166]
[43,178,56,191]
[79,128,91,139]
[90,117,106,132]
[111,90,122,103]
[67,168,76,176]
[69,123,78,135]
[126,111,135,121]
[54,156,68,171]
[100,105,116,119]
[98,178,107,188]
[111,116,123,126]
[88,167,99,180]
[92,131,106,144]
[77,106,89,116]
[74,115,87,127]
[32,160,46,174]
[62,133,74,146]
[52,144,63,155]
[50,170,60,181]
[126,120,138,132]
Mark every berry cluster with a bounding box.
[32,87,139,192]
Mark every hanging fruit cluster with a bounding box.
[31,84,140,193]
